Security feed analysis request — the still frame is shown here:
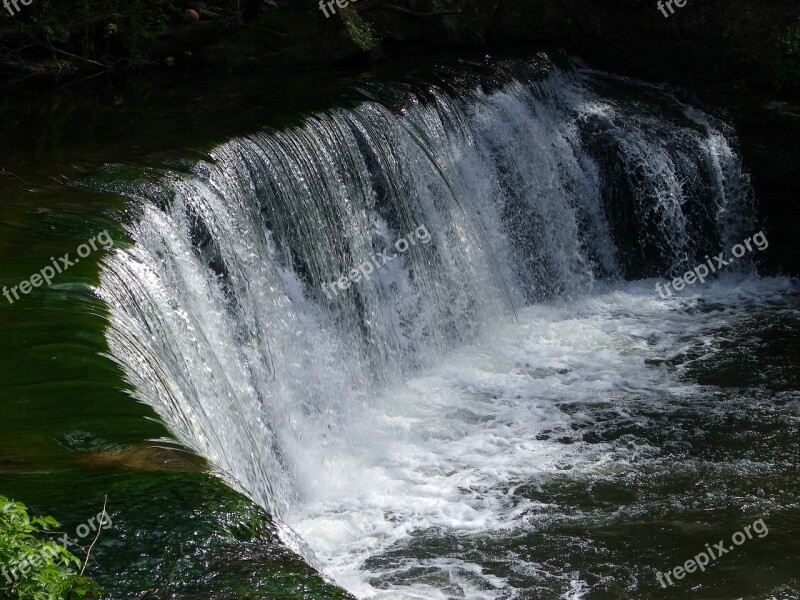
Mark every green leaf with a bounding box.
[0,495,103,600]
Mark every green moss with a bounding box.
[341,7,380,54]
[775,18,800,93]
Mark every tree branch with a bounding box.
[359,3,460,18]
[79,496,108,577]
[41,44,112,70]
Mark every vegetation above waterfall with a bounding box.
[0,0,798,96]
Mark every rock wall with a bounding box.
[186,0,799,273]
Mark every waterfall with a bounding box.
[94,54,759,596]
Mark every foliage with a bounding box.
[0,0,180,65]
[0,496,101,600]
[340,6,380,54]
[775,18,800,93]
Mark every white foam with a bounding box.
[286,277,796,598]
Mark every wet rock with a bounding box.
[72,444,207,472]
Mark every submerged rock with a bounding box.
[72,444,207,472]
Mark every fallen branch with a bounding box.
[240,22,288,37]
[78,495,108,578]
[66,496,108,600]
[359,3,460,18]
[0,168,71,192]
[46,45,111,70]
[160,543,184,599]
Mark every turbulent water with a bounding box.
[94,56,799,598]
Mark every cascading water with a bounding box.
[93,55,789,598]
